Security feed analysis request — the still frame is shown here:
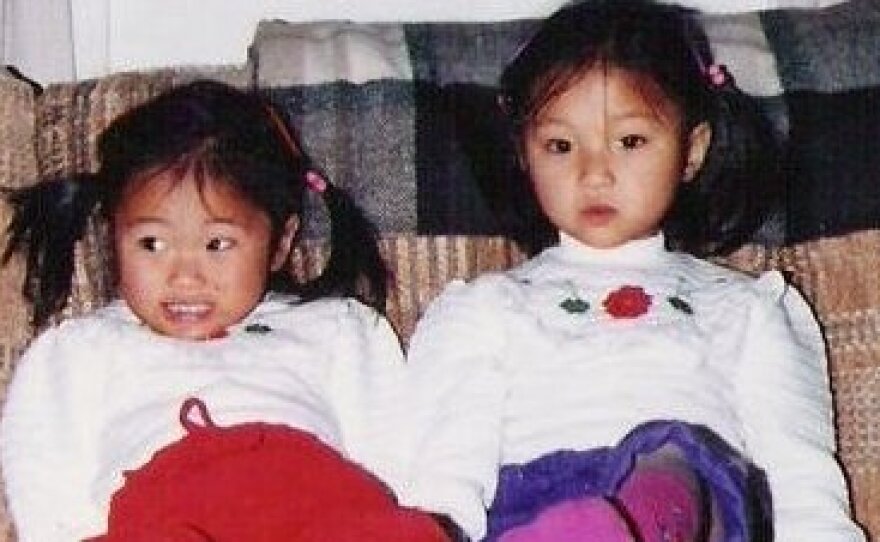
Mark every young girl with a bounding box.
[397,1,866,541]
[0,80,448,541]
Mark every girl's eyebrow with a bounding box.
[531,115,573,128]
[205,217,238,225]
[122,216,167,227]
[204,215,250,228]
[604,103,668,122]
[534,109,660,129]
[122,216,246,229]
[609,110,655,121]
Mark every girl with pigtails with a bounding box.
[397,1,866,541]
[0,80,449,542]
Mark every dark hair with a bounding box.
[499,0,783,256]
[2,80,388,328]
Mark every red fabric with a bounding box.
[88,399,447,542]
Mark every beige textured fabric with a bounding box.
[291,236,526,343]
[0,76,38,542]
[0,73,876,540]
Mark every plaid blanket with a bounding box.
[252,0,880,247]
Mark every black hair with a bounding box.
[498,0,783,256]
[2,80,388,328]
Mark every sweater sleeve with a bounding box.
[736,271,866,541]
[325,300,411,487]
[396,278,508,540]
[1,323,108,541]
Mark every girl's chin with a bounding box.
[148,322,229,341]
[565,227,659,250]
[567,233,630,250]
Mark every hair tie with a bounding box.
[685,33,732,91]
[705,64,730,89]
[305,170,328,193]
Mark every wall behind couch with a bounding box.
[1,0,851,86]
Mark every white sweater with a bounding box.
[400,234,865,541]
[1,295,408,542]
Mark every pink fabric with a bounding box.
[615,468,703,542]
[498,497,635,542]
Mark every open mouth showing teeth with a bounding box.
[164,302,211,318]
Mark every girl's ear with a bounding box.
[683,122,712,182]
[270,216,299,271]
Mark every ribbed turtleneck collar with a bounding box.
[555,232,669,267]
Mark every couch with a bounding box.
[0,0,878,539]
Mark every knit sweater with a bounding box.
[0,295,407,542]
[399,234,864,541]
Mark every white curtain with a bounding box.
[2,0,75,84]
[0,0,849,86]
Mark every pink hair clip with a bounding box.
[706,64,730,88]
[305,170,328,193]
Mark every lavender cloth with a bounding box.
[485,420,773,542]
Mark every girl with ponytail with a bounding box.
[0,80,448,542]
[399,2,864,541]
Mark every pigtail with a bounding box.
[1,175,103,327]
[295,177,389,313]
[667,69,785,257]
[262,101,388,312]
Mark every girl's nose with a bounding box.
[579,149,614,189]
[169,252,206,286]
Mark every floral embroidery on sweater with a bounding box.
[559,285,693,319]
[603,286,652,318]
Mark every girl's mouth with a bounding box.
[581,204,617,226]
[162,301,212,322]
[161,301,226,340]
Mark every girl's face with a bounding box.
[113,171,297,340]
[522,66,711,249]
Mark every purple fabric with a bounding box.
[484,420,773,542]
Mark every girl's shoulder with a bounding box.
[252,294,392,335]
[252,295,402,363]
[675,252,794,306]
[38,299,139,339]
[432,265,527,304]
[14,300,136,372]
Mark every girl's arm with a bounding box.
[736,272,866,542]
[395,278,508,541]
[327,299,410,484]
[1,324,106,541]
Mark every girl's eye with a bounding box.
[617,134,648,150]
[137,236,166,252]
[206,237,236,252]
[545,138,572,154]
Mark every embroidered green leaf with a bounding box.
[560,297,590,314]
[245,323,273,334]
[667,296,693,315]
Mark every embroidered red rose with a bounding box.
[602,286,652,319]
